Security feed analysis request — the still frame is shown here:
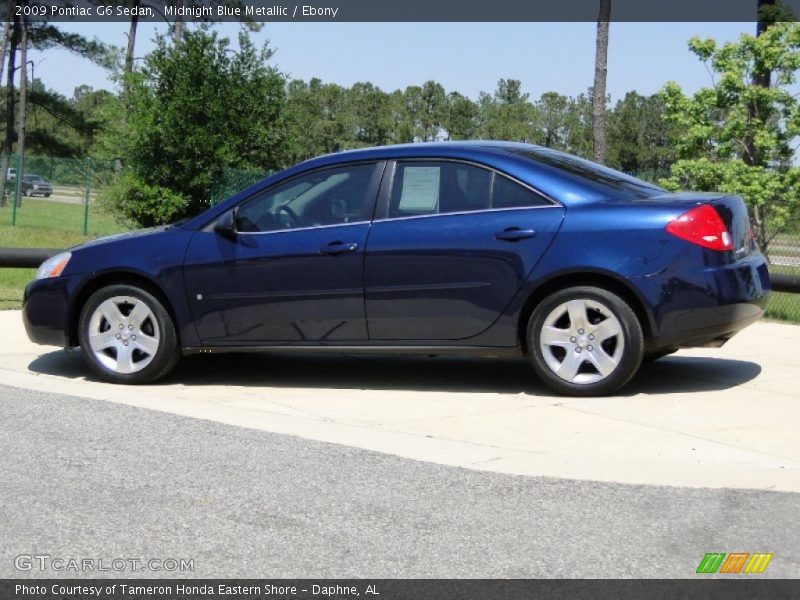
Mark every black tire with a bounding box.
[78,284,180,384]
[527,286,644,396]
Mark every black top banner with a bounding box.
[5,0,800,22]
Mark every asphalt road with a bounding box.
[1,384,798,579]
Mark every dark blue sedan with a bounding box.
[22,142,770,396]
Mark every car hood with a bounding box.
[70,225,174,251]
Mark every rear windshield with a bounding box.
[512,148,664,201]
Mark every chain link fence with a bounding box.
[1,154,121,238]
[764,217,800,322]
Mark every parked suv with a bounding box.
[21,174,53,197]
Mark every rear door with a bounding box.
[364,159,565,341]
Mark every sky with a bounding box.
[27,22,756,102]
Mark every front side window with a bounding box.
[236,163,377,233]
[388,161,492,218]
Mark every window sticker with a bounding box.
[398,166,440,212]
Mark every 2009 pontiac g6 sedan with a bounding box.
[23,142,770,396]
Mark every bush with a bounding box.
[102,172,188,228]
[117,28,285,226]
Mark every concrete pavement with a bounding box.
[2,384,799,578]
[0,310,798,492]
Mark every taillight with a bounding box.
[665,204,734,251]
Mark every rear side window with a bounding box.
[492,175,550,209]
[389,162,491,217]
[513,148,664,201]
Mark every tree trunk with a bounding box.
[0,15,8,205]
[748,0,777,253]
[124,0,140,78]
[173,0,184,43]
[0,18,10,86]
[15,17,27,207]
[0,14,19,207]
[592,0,611,164]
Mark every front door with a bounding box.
[184,162,384,345]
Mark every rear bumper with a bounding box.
[635,251,770,352]
[22,276,72,347]
[646,303,764,351]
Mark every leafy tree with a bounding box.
[401,81,446,142]
[660,23,800,253]
[534,91,570,149]
[284,78,349,162]
[389,88,414,143]
[478,79,536,141]
[0,10,116,202]
[348,81,392,147]
[607,91,678,175]
[108,27,285,226]
[445,91,479,140]
[563,91,593,159]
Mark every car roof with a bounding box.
[184,141,663,230]
[298,141,531,167]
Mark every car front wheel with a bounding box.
[527,286,644,396]
[78,284,180,384]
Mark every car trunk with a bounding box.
[631,192,754,260]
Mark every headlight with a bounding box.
[35,252,72,280]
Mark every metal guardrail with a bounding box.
[771,274,800,294]
[0,248,61,269]
[0,247,799,293]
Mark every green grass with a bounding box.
[765,291,800,323]
[0,199,130,309]
[0,268,34,310]
[764,264,800,323]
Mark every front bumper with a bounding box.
[22,276,72,347]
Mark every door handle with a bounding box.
[495,228,537,242]
[320,241,359,255]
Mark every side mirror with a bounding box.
[214,207,238,240]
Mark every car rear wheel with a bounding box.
[78,284,180,384]
[527,286,644,396]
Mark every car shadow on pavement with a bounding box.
[28,350,762,396]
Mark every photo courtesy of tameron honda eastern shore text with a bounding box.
[22,142,770,396]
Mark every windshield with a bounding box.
[24,175,44,182]
[512,148,664,201]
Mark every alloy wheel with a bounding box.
[538,298,625,384]
[87,295,160,375]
